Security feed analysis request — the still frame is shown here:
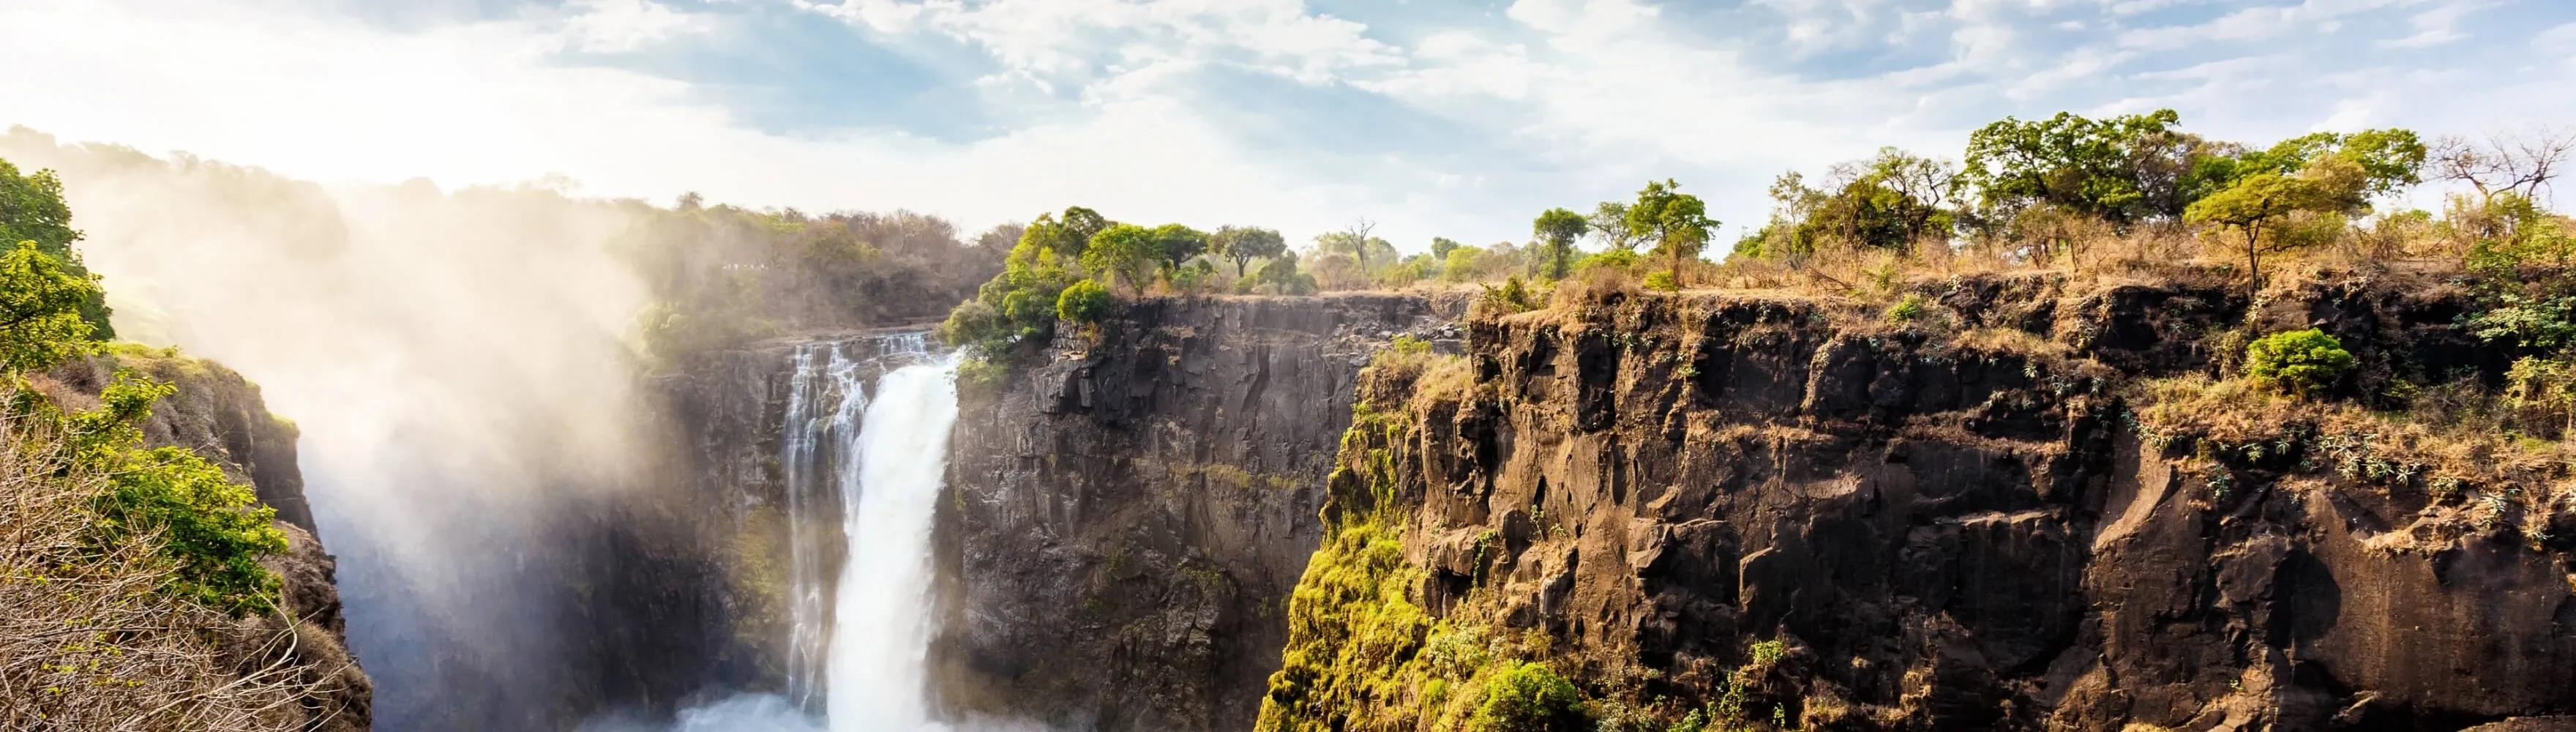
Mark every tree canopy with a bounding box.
[0,160,112,337]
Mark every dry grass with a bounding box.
[0,422,338,731]
[2133,375,2575,523]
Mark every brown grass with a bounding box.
[0,421,340,731]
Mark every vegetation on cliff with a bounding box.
[1,153,340,729]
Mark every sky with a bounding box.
[4,0,2572,251]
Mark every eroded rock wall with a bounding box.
[1274,275,2576,731]
[933,294,1461,731]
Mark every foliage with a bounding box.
[1,239,102,374]
[1642,269,1678,291]
[0,158,112,337]
[2184,158,2369,294]
[1625,179,1716,283]
[1082,223,1166,294]
[1444,244,1489,282]
[1432,237,1465,261]
[1480,277,1545,315]
[1150,223,1210,272]
[2504,355,2576,433]
[1464,661,1585,732]
[1213,225,1289,277]
[2243,329,2355,396]
[1963,108,2191,225]
[2,420,322,729]
[1014,206,1110,265]
[1757,149,1961,256]
[1255,520,1433,732]
[1532,208,1590,279]
[1886,293,1929,323]
[1056,278,1114,324]
[1576,249,1641,273]
[1238,250,1320,295]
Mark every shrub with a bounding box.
[71,373,288,614]
[1886,293,1928,323]
[2243,328,2355,396]
[1464,660,1585,732]
[1575,249,1639,273]
[1056,278,1113,324]
[1641,269,1679,291]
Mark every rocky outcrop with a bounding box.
[48,348,373,731]
[932,294,1461,731]
[1268,273,2576,731]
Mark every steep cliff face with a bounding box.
[47,348,373,730]
[933,294,1462,731]
[650,330,941,701]
[1264,274,2576,731]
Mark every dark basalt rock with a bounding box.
[931,293,1461,731]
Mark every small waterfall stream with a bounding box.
[719,333,956,731]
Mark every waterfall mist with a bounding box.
[0,129,682,728]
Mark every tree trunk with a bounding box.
[2244,227,2263,303]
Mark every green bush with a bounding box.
[2243,328,2355,395]
[1464,660,1586,732]
[1641,270,1679,291]
[1056,278,1113,324]
[1885,293,1928,323]
[63,373,288,615]
[1575,249,1639,272]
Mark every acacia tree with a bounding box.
[1532,208,1589,278]
[1210,226,1286,277]
[1623,179,1716,286]
[2185,157,2362,300]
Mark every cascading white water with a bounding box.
[725,335,957,732]
[779,343,869,710]
[824,346,960,731]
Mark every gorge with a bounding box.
[10,128,2576,732]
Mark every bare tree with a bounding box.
[1344,218,1378,274]
[2431,126,2576,203]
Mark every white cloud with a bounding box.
[3,0,2566,247]
[557,0,712,53]
[2378,0,2485,48]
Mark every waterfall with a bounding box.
[713,334,957,732]
[825,344,959,731]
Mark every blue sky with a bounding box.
[4,0,2572,250]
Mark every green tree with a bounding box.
[1,239,100,374]
[1588,201,1642,253]
[1210,225,1287,277]
[1082,223,1164,294]
[1431,236,1464,261]
[1318,220,1386,276]
[1010,206,1113,266]
[1963,108,2187,225]
[1531,208,1589,279]
[1623,179,1715,286]
[0,159,112,338]
[1150,223,1210,272]
[2184,160,2360,298]
[1441,244,1486,282]
[1056,278,1113,323]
